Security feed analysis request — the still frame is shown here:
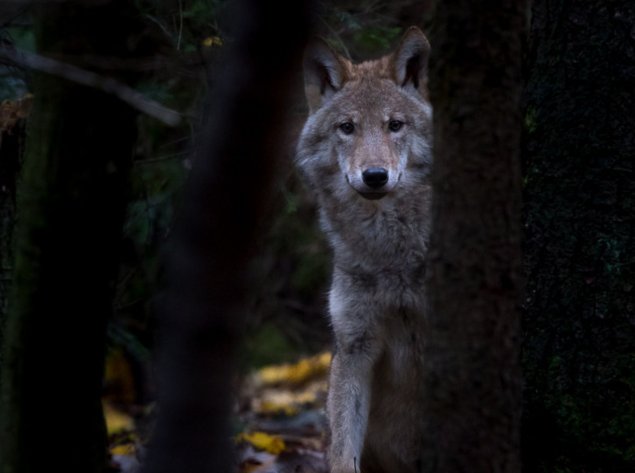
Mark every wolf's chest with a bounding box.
[328,208,427,265]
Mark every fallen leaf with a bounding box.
[202,36,223,47]
[103,401,134,435]
[103,348,137,406]
[255,352,331,387]
[111,443,136,456]
[237,431,286,455]
[257,400,299,417]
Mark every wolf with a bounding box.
[295,27,433,473]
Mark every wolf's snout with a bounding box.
[362,167,389,189]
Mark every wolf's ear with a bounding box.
[303,40,349,113]
[392,27,430,93]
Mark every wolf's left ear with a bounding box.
[392,27,430,93]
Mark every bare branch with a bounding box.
[0,46,182,127]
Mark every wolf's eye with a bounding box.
[388,120,404,132]
[339,122,355,135]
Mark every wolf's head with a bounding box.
[297,27,432,202]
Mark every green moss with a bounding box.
[524,106,538,134]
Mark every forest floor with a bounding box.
[104,351,331,473]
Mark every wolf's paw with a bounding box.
[330,468,359,473]
[329,457,361,473]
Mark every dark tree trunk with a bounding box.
[0,2,140,472]
[139,1,313,472]
[0,98,28,357]
[522,2,635,472]
[421,2,527,472]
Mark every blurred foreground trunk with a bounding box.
[139,1,312,472]
[522,2,635,471]
[421,2,527,472]
[0,2,139,472]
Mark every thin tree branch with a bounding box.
[0,46,181,126]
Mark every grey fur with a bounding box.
[295,28,433,473]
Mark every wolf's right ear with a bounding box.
[303,40,348,113]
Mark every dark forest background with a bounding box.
[0,1,633,473]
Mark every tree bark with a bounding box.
[0,98,27,359]
[421,2,527,472]
[522,2,635,472]
[139,1,313,472]
[0,2,139,472]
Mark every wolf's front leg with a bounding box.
[326,274,382,473]
[327,342,377,473]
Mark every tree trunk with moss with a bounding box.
[0,2,140,472]
[421,2,527,472]
[522,2,635,472]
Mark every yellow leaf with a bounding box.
[110,443,136,456]
[236,431,286,455]
[202,36,223,47]
[103,348,136,405]
[103,402,134,435]
[257,400,299,416]
[252,379,326,415]
[255,352,332,387]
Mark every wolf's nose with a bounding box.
[362,167,389,188]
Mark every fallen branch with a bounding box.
[0,46,181,127]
